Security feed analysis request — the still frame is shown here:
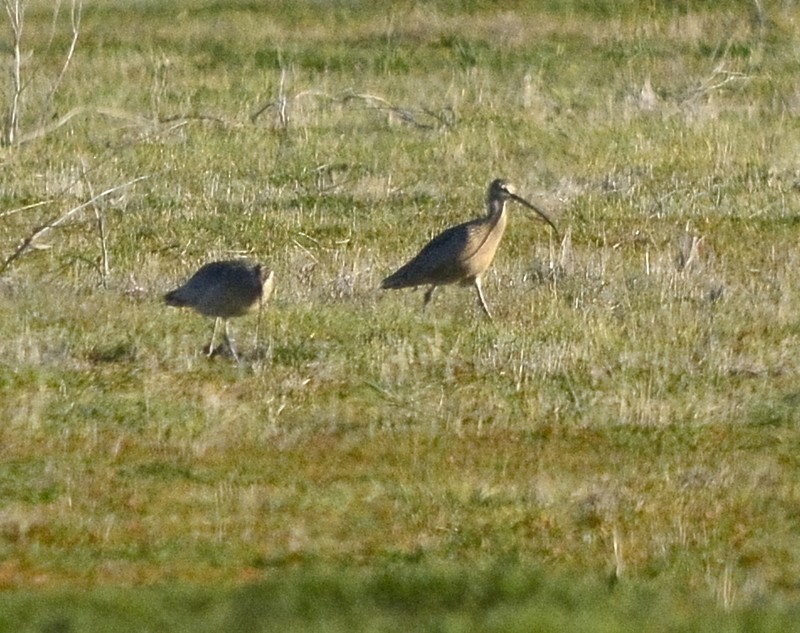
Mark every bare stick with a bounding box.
[0,175,148,275]
[17,106,155,145]
[3,0,81,146]
[3,0,26,146]
[45,0,81,110]
[80,160,110,288]
[682,62,749,103]
[342,91,437,129]
[249,88,446,129]
[45,0,62,49]
[278,66,288,127]
[15,105,230,146]
[3,0,83,146]
[95,207,110,287]
[0,199,54,220]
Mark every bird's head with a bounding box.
[487,178,515,203]
[487,178,559,239]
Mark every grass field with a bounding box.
[2,0,800,629]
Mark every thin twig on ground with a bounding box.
[250,88,451,130]
[682,62,750,103]
[80,160,110,288]
[0,175,148,275]
[0,199,55,220]
[44,0,81,113]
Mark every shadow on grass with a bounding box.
[1,563,798,633]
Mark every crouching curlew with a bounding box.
[165,259,274,360]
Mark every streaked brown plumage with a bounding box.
[164,259,274,360]
[381,179,558,319]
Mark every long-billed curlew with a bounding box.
[381,179,558,319]
[164,259,274,360]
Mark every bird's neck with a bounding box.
[486,199,507,223]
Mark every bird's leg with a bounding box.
[255,295,263,353]
[474,277,494,321]
[423,285,436,308]
[206,317,222,357]
[223,320,240,362]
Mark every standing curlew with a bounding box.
[381,179,558,319]
[164,259,275,361]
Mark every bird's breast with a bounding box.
[459,212,507,272]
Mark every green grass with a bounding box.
[2,0,800,629]
[2,564,800,633]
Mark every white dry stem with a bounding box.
[250,88,447,130]
[2,0,82,146]
[3,0,25,146]
[612,525,624,580]
[277,66,288,127]
[17,106,152,145]
[80,160,111,288]
[0,175,149,275]
[0,198,54,220]
[683,62,749,104]
[43,0,81,113]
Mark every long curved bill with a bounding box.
[511,193,559,240]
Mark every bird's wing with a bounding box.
[383,221,479,287]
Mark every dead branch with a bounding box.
[250,88,451,130]
[80,159,110,288]
[0,175,148,275]
[158,112,231,126]
[45,0,81,109]
[682,62,750,103]
[3,0,83,147]
[0,199,54,220]
[3,0,25,146]
[15,106,148,144]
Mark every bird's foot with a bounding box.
[203,341,239,361]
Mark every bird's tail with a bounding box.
[380,268,409,289]
[163,289,188,307]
